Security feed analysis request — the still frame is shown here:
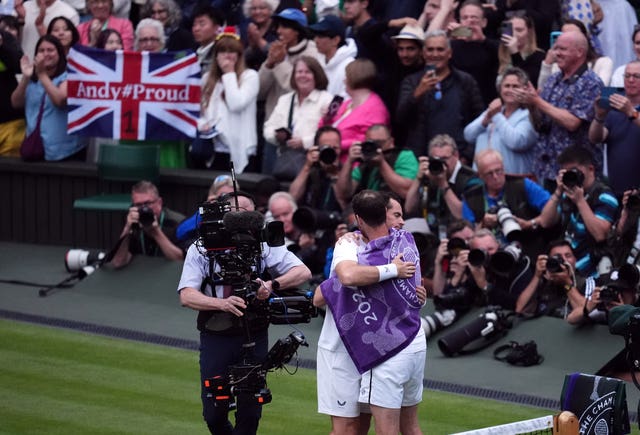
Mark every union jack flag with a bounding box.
[67,46,201,141]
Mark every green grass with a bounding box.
[0,319,567,434]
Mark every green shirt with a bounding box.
[351,149,419,191]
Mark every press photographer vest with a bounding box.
[465,176,538,223]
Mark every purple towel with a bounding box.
[321,228,422,374]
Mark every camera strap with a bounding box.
[494,340,544,367]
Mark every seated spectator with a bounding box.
[309,13,357,98]
[109,180,185,268]
[515,240,586,318]
[191,5,224,73]
[134,18,165,52]
[538,145,619,278]
[262,55,333,176]
[289,126,345,212]
[240,0,279,70]
[497,13,545,87]
[258,8,320,124]
[11,35,85,161]
[405,134,479,233]
[335,124,418,205]
[588,61,640,197]
[537,18,613,88]
[15,0,79,59]
[197,31,259,173]
[95,28,123,50]
[142,0,194,52]
[319,58,390,163]
[76,0,134,50]
[447,0,500,105]
[464,66,537,176]
[396,29,484,163]
[611,27,640,87]
[46,16,79,55]
[0,29,24,157]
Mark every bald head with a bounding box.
[554,31,587,75]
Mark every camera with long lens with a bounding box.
[468,249,488,267]
[204,331,309,407]
[138,205,155,227]
[360,140,379,161]
[64,249,106,278]
[437,306,511,356]
[447,237,468,257]
[428,157,446,176]
[562,168,585,189]
[495,206,522,242]
[318,146,338,165]
[292,206,343,234]
[489,242,522,275]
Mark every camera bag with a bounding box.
[493,340,543,367]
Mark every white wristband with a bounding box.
[376,264,398,282]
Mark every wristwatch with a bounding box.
[629,110,639,120]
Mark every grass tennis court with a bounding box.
[0,319,594,434]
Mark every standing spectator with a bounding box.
[520,30,603,187]
[588,61,640,196]
[15,0,79,59]
[319,58,390,164]
[597,0,638,70]
[497,13,545,86]
[198,32,259,173]
[46,16,79,55]
[464,66,537,176]
[191,5,224,73]
[0,29,24,157]
[262,56,333,174]
[492,0,560,50]
[142,0,194,51]
[11,35,85,161]
[417,0,457,32]
[95,28,123,50]
[76,0,134,50]
[611,27,640,87]
[309,13,357,98]
[396,30,484,163]
[241,0,279,70]
[258,8,320,122]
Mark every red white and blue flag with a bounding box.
[67,46,201,141]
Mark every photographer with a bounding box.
[334,124,418,205]
[177,192,311,435]
[405,134,479,233]
[109,180,185,269]
[538,145,619,278]
[611,189,640,267]
[567,265,640,325]
[515,240,586,318]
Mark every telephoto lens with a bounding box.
[138,205,155,227]
[428,158,446,176]
[437,311,498,356]
[318,146,337,165]
[64,249,106,273]
[561,168,585,189]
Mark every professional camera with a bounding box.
[138,205,155,227]
[437,306,512,356]
[468,249,488,267]
[546,254,566,274]
[428,157,447,176]
[292,206,343,234]
[496,207,522,242]
[268,289,319,324]
[433,286,473,311]
[64,249,106,278]
[600,286,622,304]
[204,331,309,407]
[318,146,338,165]
[447,237,468,257]
[627,193,640,214]
[562,168,585,189]
[360,140,379,160]
[489,242,522,275]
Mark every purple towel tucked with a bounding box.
[321,228,422,374]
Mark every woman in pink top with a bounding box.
[319,58,389,163]
[77,0,134,50]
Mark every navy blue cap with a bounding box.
[309,14,345,38]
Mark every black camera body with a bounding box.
[318,146,338,165]
[600,286,622,304]
[437,306,511,356]
[627,194,640,213]
[428,157,446,176]
[546,254,566,274]
[138,205,155,227]
[360,140,379,160]
[562,168,585,189]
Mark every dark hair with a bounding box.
[32,35,67,81]
[95,28,123,49]
[0,14,20,32]
[459,0,485,18]
[314,125,341,146]
[546,239,574,255]
[557,145,594,167]
[345,58,377,90]
[191,4,225,26]
[381,191,403,210]
[562,18,599,62]
[290,56,328,91]
[446,219,474,238]
[46,16,80,48]
[352,190,387,227]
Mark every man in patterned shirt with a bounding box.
[519,30,603,190]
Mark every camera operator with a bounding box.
[567,265,640,325]
[406,134,480,234]
[334,124,418,205]
[288,126,345,212]
[538,145,619,278]
[109,180,185,269]
[177,192,312,435]
[611,189,640,267]
[462,149,550,259]
[515,240,587,318]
